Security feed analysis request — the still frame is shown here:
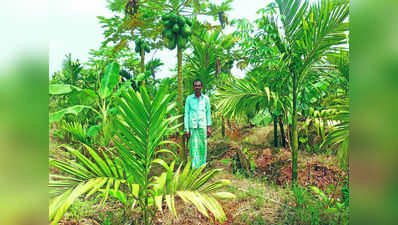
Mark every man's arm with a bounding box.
[206,97,212,137]
[184,96,190,138]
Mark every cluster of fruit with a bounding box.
[161,13,192,50]
[135,38,150,54]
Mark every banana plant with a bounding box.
[49,61,130,146]
[49,86,234,225]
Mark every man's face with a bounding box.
[193,81,202,93]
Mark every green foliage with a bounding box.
[49,105,95,123]
[99,61,120,99]
[49,144,127,224]
[251,110,273,127]
[321,98,350,169]
[217,78,277,121]
[51,54,83,86]
[284,184,350,225]
[50,61,129,146]
[153,160,235,223]
[50,86,234,225]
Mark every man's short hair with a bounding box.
[193,79,202,86]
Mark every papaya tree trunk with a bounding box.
[177,46,185,161]
[291,72,298,183]
[141,48,145,86]
[273,115,278,147]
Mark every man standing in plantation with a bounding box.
[184,79,212,169]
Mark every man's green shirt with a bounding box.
[184,94,212,132]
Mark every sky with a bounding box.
[49,0,273,79]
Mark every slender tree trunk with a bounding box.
[221,116,225,137]
[291,72,298,183]
[141,48,145,86]
[279,116,286,148]
[273,115,278,147]
[177,46,185,161]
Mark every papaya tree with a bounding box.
[146,0,232,161]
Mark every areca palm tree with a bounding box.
[260,0,349,182]
[185,29,236,94]
[218,0,349,183]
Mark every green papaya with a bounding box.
[135,46,141,53]
[137,39,144,47]
[169,13,177,23]
[172,24,180,33]
[186,18,192,26]
[165,30,174,39]
[177,16,185,26]
[164,20,173,29]
[181,24,191,37]
[167,38,176,50]
[162,14,170,21]
[144,45,150,53]
[177,36,187,49]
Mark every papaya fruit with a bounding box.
[177,16,185,26]
[172,24,180,33]
[135,46,141,53]
[144,45,150,53]
[165,30,174,39]
[162,14,170,21]
[181,24,191,37]
[177,36,187,49]
[169,13,177,23]
[167,38,176,50]
[186,18,192,26]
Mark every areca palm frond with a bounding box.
[268,0,349,78]
[153,160,235,223]
[116,86,234,223]
[114,86,180,187]
[49,145,127,225]
[216,78,281,121]
[185,36,216,94]
[298,0,349,74]
[275,0,309,46]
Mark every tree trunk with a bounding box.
[221,116,225,137]
[177,46,185,161]
[291,72,298,183]
[237,145,249,172]
[273,116,278,147]
[141,47,145,86]
[279,116,286,148]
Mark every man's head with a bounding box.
[193,79,202,95]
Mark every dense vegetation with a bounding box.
[49,0,350,224]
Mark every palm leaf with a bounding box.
[49,146,127,224]
[155,160,235,223]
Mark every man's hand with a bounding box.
[207,127,211,137]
